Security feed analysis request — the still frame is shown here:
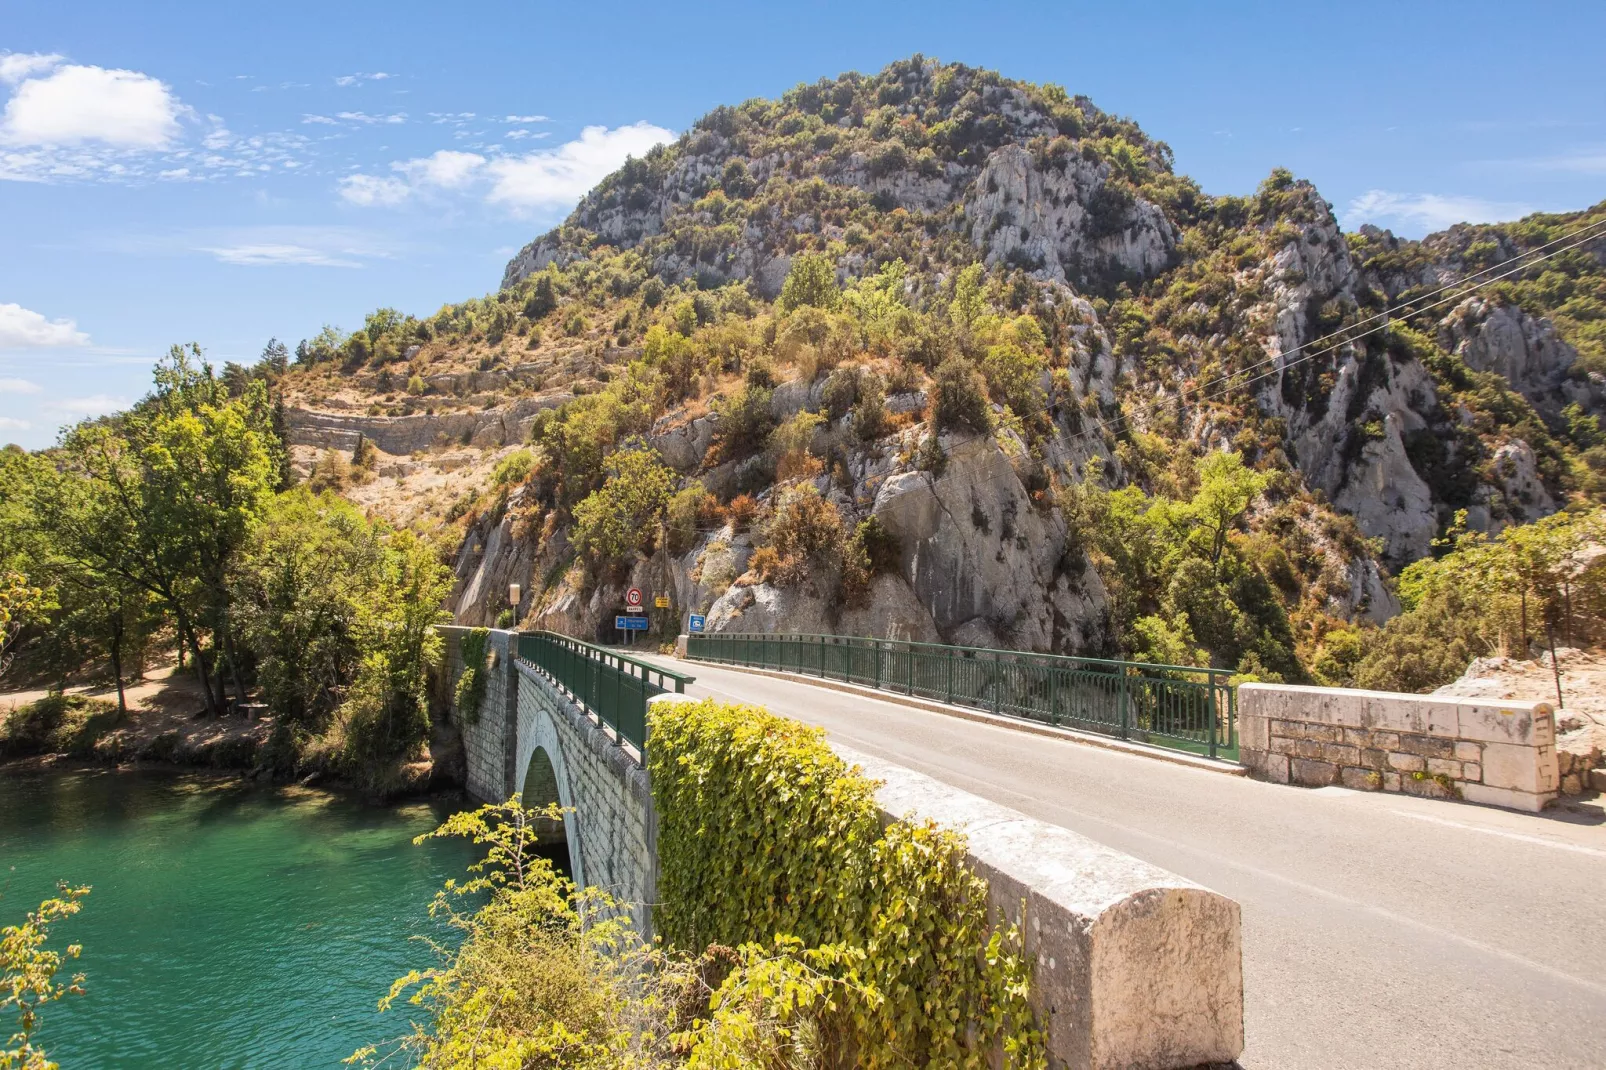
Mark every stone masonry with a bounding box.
[1239,683,1559,811]
[440,626,657,939]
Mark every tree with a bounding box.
[1190,451,1270,566]
[29,347,279,715]
[2,884,89,1070]
[571,447,677,567]
[948,263,986,329]
[929,357,994,435]
[777,253,840,313]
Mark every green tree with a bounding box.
[27,348,279,714]
[777,253,840,313]
[571,447,677,567]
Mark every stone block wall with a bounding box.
[440,625,518,803]
[1239,683,1559,811]
[516,660,657,939]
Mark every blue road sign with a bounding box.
[688,614,706,633]
[615,615,649,631]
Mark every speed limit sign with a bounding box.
[625,586,644,609]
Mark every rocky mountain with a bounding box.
[278,56,1606,683]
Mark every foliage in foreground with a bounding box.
[1,885,89,1070]
[361,693,1046,1069]
[651,698,1044,1069]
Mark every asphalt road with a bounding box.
[646,656,1606,1070]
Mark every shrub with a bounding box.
[0,694,121,759]
[726,493,758,531]
[454,627,490,724]
[930,356,994,435]
[406,374,427,396]
[571,447,677,566]
[777,253,840,313]
[649,698,1044,1068]
[492,449,536,488]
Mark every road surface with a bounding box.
[646,655,1606,1070]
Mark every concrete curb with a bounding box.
[676,658,1248,778]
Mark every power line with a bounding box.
[1057,213,1606,450]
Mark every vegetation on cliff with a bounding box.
[259,58,1606,688]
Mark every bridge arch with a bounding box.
[515,682,584,888]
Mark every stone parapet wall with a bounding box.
[648,693,1246,1070]
[1239,683,1559,811]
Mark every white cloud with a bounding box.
[155,224,402,267]
[0,52,63,84]
[47,394,130,418]
[338,172,412,206]
[1342,190,1536,234]
[335,72,392,87]
[0,63,187,147]
[203,243,364,267]
[399,149,485,188]
[504,114,549,123]
[0,416,30,432]
[0,303,90,347]
[337,122,672,213]
[485,122,672,209]
[0,377,42,394]
[336,110,406,125]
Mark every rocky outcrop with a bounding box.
[871,433,1108,652]
[285,395,566,456]
[1437,296,1595,416]
[963,144,1175,287]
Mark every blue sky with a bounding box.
[2,0,1602,449]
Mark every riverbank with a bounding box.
[0,662,463,800]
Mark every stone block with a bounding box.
[1269,735,1301,757]
[1460,782,1552,813]
[1389,752,1426,773]
[1305,722,1344,743]
[1426,758,1463,780]
[1291,758,1339,786]
[1481,742,1554,795]
[1456,700,1554,746]
[1399,772,1454,799]
[844,746,1245,1070]
[1399,734,1456,759]
[1341,766,1381,791]
[1240,711,1269,753]
[1371,730,1401,750]
[1242,749,1289,784]
[1382,772,1402,792]
[1562,773,1583,795]
[1321,743,1361,766]
[1454,741,1483,762]
[1359,747,1390,768]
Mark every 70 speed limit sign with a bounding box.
[625,586,644,609]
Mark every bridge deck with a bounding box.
[640,653,1606,1070]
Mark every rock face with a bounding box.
[872,434,1107,652]
[286,396,566,456]
[963,144,1175,286]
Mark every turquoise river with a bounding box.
[0,768,478,1069]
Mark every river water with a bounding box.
[0,768,477,1069]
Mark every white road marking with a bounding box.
[1389,808,1606,859]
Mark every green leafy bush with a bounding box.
[649,698,1044,1069]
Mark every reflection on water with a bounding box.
[0,768,476,1069]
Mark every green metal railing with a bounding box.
[517,631,695,755]
[685,632,1237,760]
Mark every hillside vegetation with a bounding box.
[16,56,1606,696]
